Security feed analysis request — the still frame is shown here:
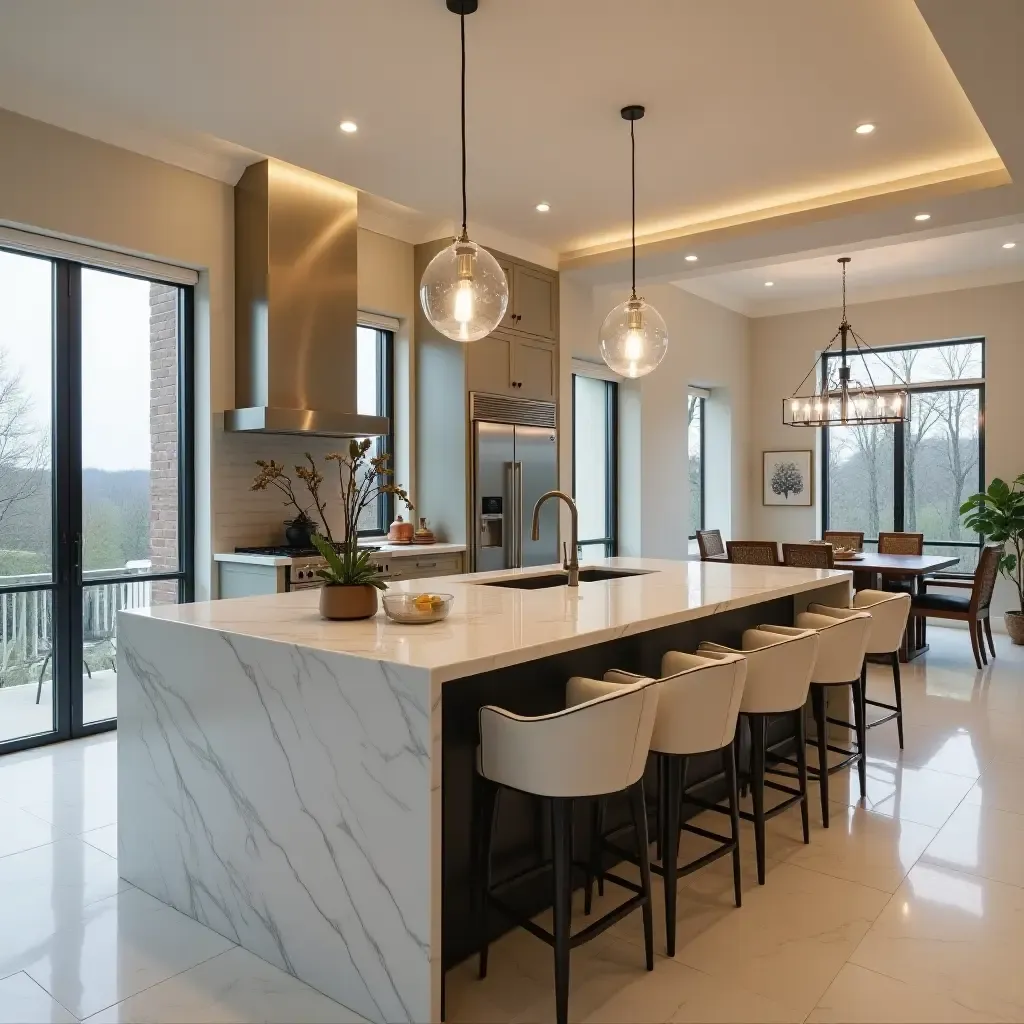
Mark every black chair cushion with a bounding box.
[912,592,971,613]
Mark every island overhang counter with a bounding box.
[116,556,851,1024]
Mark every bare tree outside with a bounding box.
[687,396,703,534]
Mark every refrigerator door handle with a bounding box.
[513,461,524,568]
[505,462,516,569]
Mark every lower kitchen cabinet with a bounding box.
[378,552,464,581]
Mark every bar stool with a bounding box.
[586,650,747,956]
[810,591,911,748]
[698,627,818,884]
[474,675,661,1024]
[772,611,872,827]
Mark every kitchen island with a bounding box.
[117,557,850,1024]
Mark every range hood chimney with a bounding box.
[225,158,389,437]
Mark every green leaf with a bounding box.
[989,478,1010,501]
[310,532,347,583]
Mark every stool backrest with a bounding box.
[478,677,660,798]
[696,529,726,560]
[726,540,780,566]
[606,651,747,756]
[794,610,872,683]
[782,542,834,569]
[700,628,817,714]
[877,532,924,555]
[850,590,911,654]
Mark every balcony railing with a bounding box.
[1,572,153,688]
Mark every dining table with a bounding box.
[834,551,960,661]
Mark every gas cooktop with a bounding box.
[235,544,381,558]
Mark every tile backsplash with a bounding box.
[213,421,348,551]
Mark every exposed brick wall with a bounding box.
[149,284,179,604]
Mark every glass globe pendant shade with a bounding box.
[419,238,509,343]
[599,296,668,378]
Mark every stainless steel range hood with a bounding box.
[226,159,390,437]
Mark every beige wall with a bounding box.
[751,281,1024,622]
[0,108,416,598]
[564,279,753,557]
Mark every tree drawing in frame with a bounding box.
[763,450,812,506]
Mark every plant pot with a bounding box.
[319,584,378,621]
[1005,611,1024,645]
[285,518,314,548]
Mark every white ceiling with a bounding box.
[0,0,999,266]
[677,222,1024,316]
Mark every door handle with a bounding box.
[513,461,524,568]
[506,463,516,569]
[73,532,82,584]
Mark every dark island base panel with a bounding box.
[442,596,795,968]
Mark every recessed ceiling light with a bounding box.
[914,213,931,221]
[339,120,358,133]
[535,202,550,212]
[1003,241,1017,249]
[855,123,876,135]
[685,254,699,262]
[764,281,775,287]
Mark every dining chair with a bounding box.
[910,543,1001,670]
[696,529,726,561]
[877,532,924,555]
[822,531,864,552]
[782,543,834,570]
[726,541,780,566]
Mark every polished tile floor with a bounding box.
[0,626,1020,1023]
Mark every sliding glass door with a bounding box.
[0,248,193,752]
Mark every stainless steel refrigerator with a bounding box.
[472,403,558,572]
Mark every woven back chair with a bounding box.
[726,541,780,566]
[878,532,924,555]
[696,529,726,561]
[782,542,834,570]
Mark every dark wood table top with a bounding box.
[834,553,960,575]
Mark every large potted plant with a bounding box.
[960,473,1024,644]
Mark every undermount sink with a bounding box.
[479,568,651,590]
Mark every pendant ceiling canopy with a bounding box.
[783,257,909,427]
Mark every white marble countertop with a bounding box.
[132,556,850,683]
[213,542,466,566]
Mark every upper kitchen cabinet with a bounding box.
[510,264,557,341]
[512,337,557,402]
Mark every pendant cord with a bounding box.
[841,260,847,324]
[460,11,468,239]
[630,118,637,299]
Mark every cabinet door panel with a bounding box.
[466,333,513,396]
[512,265,557,340]
[495,256,516,333]
[513,339,556,403]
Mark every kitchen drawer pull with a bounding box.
[416,561,438,568]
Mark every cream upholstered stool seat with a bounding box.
[698,627,818,884]
[810,590,912,748]
[585,650,747,956]
[766,611,872,828]
[474,675,661,1024]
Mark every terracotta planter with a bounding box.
[1005,611,1024,645]
[319,584,378,621]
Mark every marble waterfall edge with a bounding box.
[117,613,433,1024]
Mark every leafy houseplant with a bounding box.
[960,474,1024,644]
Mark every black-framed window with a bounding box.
[355,323,395,535]
[822,338,985,574]
[1,244,193,753]
[688,393,705,538]
[572,374,617,558]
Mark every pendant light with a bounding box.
[599,105,668,378]
[419,0,508,343]
[783,257,909,426]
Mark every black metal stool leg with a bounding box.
[891,652,904,749]
[663,755,681,956]
[749,713,767,885]
[722,741,742,907]
[811,685,830,828]
[584,797,602,916]
[551,797,573,1024]
[476,780,499,980]
[851,676,868,799]
[627,779,656,970]
[794,706,810,844]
